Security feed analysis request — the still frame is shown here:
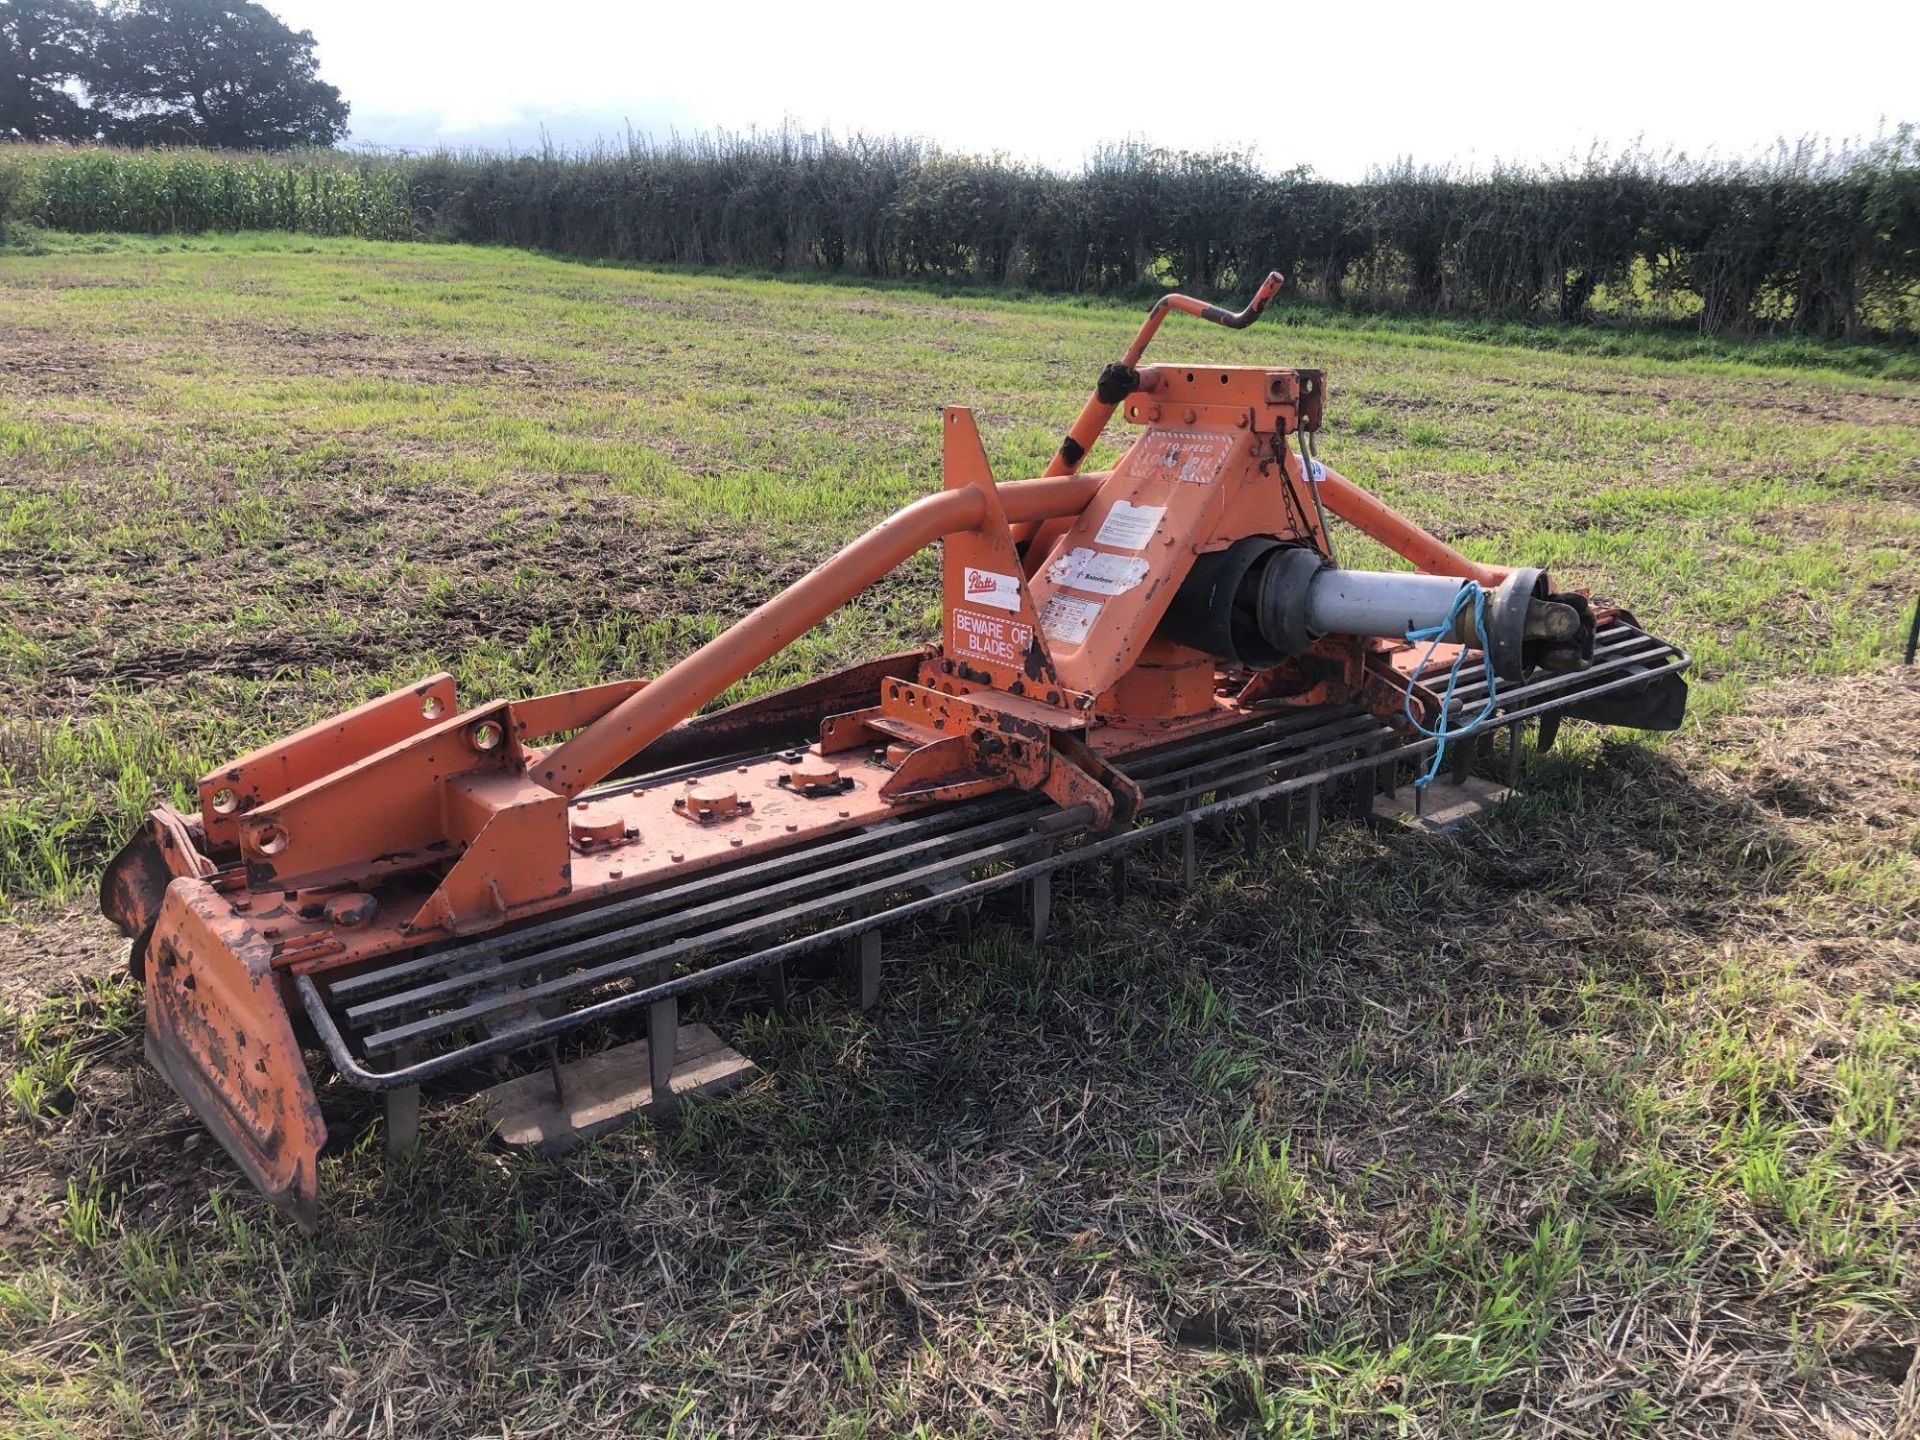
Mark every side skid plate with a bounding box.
[146,882,326,1230]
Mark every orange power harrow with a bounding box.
[101,273,1688,1226]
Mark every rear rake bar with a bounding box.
[298,620,1686,1110]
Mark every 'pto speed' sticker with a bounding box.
[1138,430,1233,485]
[1040,594,1102,646]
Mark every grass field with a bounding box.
[2,233,1918,1437]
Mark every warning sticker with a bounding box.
[962,566,1023,613]
[1137,429,1233,485]
[1094,500,1166,550]
[1040,594,1102,646]
[952,608,1034,666]
[1045,546,1152,597]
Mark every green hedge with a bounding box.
[5,132,1918,340]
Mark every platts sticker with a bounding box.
[962,566,1023,612]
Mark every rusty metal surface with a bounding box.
[99,805,212,940]
[613,650,926,776]
[143,880,326,1230]
[197,674,458,851]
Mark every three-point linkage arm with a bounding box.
[1041,270,1288,484]
[543,273,1292,800]
[542,268,1499,799]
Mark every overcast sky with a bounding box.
[272,0,1917,178]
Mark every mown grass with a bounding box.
[0,233,1916,1436]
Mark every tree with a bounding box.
[91,0,346,149]
[0,0,103,141]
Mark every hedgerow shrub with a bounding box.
[5,129,1917,338]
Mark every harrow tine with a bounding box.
[1030,868,1053,946]
[648,993,678,1110]
[1181,812,1198,888]
[857,930,883,1010]
[1451,730,1474,787]
[1506,718,1527,788]
[1305,784,1322,855]
[768,960,791,1016]
[1109,854,1128,904]
[1355,745,1380,821]
[386,1043,421,1157]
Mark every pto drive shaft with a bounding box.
[1164,542,1594,679]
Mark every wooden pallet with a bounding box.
[479,1023,757,1156]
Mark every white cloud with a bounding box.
[277,0,1919,176]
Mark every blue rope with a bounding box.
[1403,582,1500,788]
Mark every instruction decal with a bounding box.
[1045,546,1152,597]
[1040,594,1102,647]
[1094,500,1166,550]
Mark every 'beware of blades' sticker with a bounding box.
[953,609,1034,665]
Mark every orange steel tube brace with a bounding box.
[1040,271,1287,484]
[1311,465,1506,587]
[538,471,1107,797]
[1014,272,1287,567]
